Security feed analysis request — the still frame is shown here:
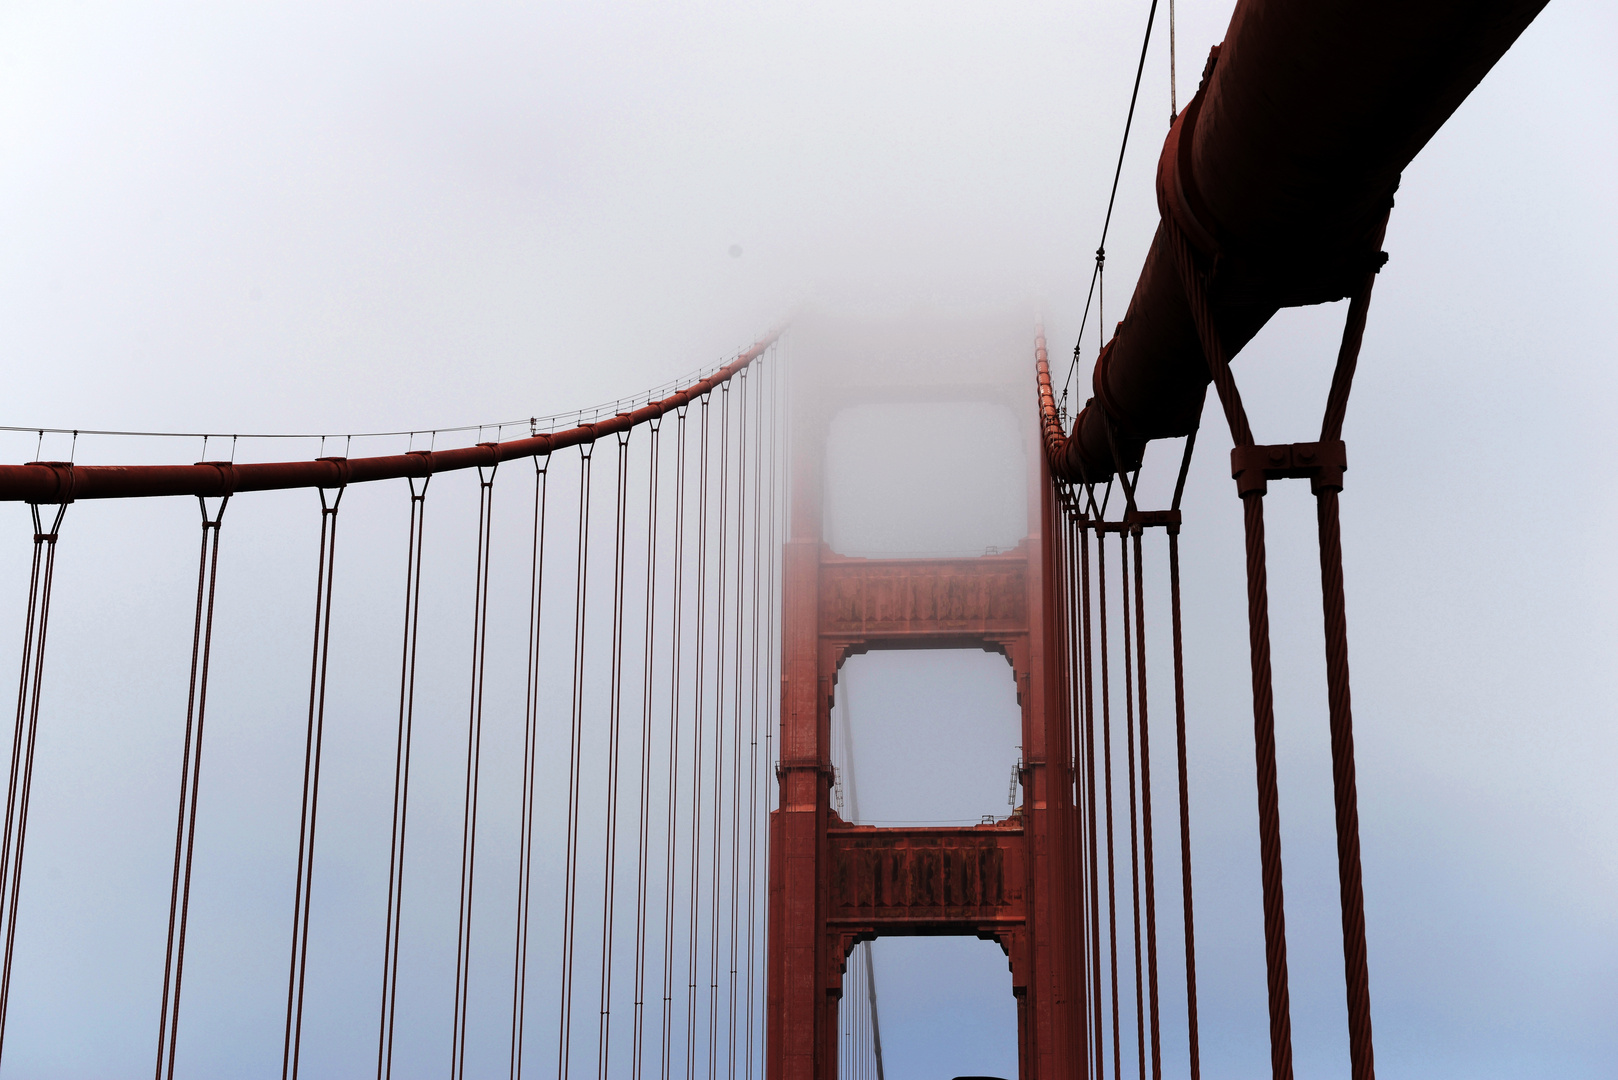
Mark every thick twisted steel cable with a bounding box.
[1166,523,1200,1080]
[1318,265,1381,1080]
[1166,216,1294,1080]
[1316,487,1375,1080]
[1165,429,1201,1080]
[1131,527,1163,1080]
[1095,531,1124,1080]
[156,494,229,1080]
[1238,492,1294,1080]
[1118,533,1147,1080]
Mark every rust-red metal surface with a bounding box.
[768,383,1083,1080]
[1058,0,1548,480]
[0,331,779,502]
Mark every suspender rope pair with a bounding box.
[1166,215,1381,1080]
[0,498,68,1063]
[283,468,347,1080]
[1062,411,1199,1080]
[379,458,433,1080]
[156,477,231,1080]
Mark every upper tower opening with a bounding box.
[823,400,1027,558]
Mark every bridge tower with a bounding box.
[766,319,1085,1080]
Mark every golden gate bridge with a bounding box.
[0,0,1563,1078]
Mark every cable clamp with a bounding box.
[25,460,77,505]
[1230,440,1346,497]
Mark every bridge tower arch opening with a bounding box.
[836,936,1019,1080]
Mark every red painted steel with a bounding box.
[0,332,779,503]
[1056,0,1549,480]
[768,383,1083,1080]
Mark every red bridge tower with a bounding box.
[766,352,1085,1080]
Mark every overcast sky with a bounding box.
[1,1,1614,1078]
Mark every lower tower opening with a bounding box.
[839,937,1017,1080]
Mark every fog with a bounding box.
[2,0,1615,1078]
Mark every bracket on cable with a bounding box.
[1230,440,1346,498]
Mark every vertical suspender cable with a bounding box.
[0,500,66,1063]
[755,349,782,1071]
[1076,505,1104,1080]
[661,406,690,1080]
[743,360,765,1080]
[708,384,732,1080]
[380,471,429,1080]
[511,455,550,1080]
[631,420,663,1080]
[1167,219,1293,1080]
[156,492,230,1080]
[559,443,597,1080]
[1095,512,1123,1080]
[452,461,499,1080]
[1118,532,1146,1080]
[1065,497,1096,1080]
[1131,526,1163,1080]
[726,373,750,1080]
[686,396,713,1080]
[597,430,634,1080]
[1167,430,1201,1080]
[283,480,344,1080]
[1317,275,1379,1080]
